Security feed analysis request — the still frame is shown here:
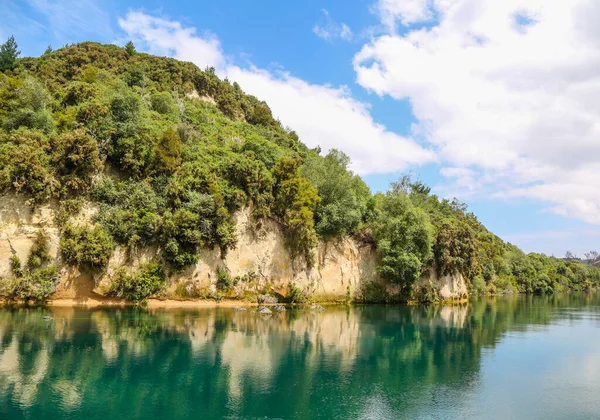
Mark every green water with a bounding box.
[1,295,600,419]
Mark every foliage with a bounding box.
[124,41,136,57]
[3,232,57,301]
[216,267,233,291]
[0,36,20,71]
[9,255,23,278]
[154,128,182,173]
[108,262,165,302]
[60,224,114,271]
[52,129,102,194]
[27,230,52,270]
[374,186,433,298]
[302,149,372,238]
[272,157,319,260]
[286,282,306,303]
[0,41,598,301]
[6,265,58,301]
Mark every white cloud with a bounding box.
[226,66,434,174]
[376,0,432,29]
[355,0,600,224]
[118,11,225,71]
[312,9,353,41]
[118,11,434,175]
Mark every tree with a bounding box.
[272,157,320,260]
[43,45,53,55]
[125,41,136,56]
[584,251,598,262]
[0,36,20,71]
[302,149,371,238]
[154,129,182,174]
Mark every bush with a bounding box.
[469,275,488,295]
[216,266,233,291]
[302,149,371,238]
[9,255,23,278]
[7,265,58,301]
[27,230,51,270]
[60,224,114,271]
[52,129,102,194]
[286,282,306,303]
[0,128,55,202]
[150,92,177,116]
[108,261,166,302]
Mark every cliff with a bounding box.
[0,195,467,302]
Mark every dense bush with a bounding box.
[108,261,165,302]
[27,230,52,270]
[302,149,372,238]
[60,224,114,271]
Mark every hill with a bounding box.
[0,41,598,302]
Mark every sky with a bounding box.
[1,0,600,257]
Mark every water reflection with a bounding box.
[1,294,600,419]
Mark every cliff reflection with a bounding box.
[0,294,598,419]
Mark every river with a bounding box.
[1,294,600,419]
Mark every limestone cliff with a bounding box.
[0,195,468,302]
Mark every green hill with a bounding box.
[0,41,598,302]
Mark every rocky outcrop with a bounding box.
[0,195,469,302]
[416,268,469,300]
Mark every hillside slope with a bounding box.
[0,41,597,302]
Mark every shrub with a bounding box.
[470,275,488,295]
[9,255,23,278]
[52,129,102,194]
[0,128,55,202]
[154,129,182,173]
[216,266,233,291]
[108,261,166,302]
[8,265,58,301]
[286,282,306,304]
[60,224,114,271]
[150,92,177,116]
[27,230,52,270]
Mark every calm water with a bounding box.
[1,295,600,419]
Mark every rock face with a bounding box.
[0,195,469,301]
[416,268,469,300]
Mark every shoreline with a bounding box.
[0,296,471,308]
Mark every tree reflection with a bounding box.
[0,294,598,419]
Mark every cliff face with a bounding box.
[0,195,468,301]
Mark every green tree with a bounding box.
[0,36,20,71]
[302,149,371,238]
[273,157,320,260]
[154,129,182,174]
[125,41,136,56]
[374,187,433,298]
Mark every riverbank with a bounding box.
[0,295,469,308]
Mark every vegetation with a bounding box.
[107,261,165,302]
[2,231,58,301]
[59,224,113,271]
[0,39,598,302]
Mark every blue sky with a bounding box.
[2,0,600,257]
